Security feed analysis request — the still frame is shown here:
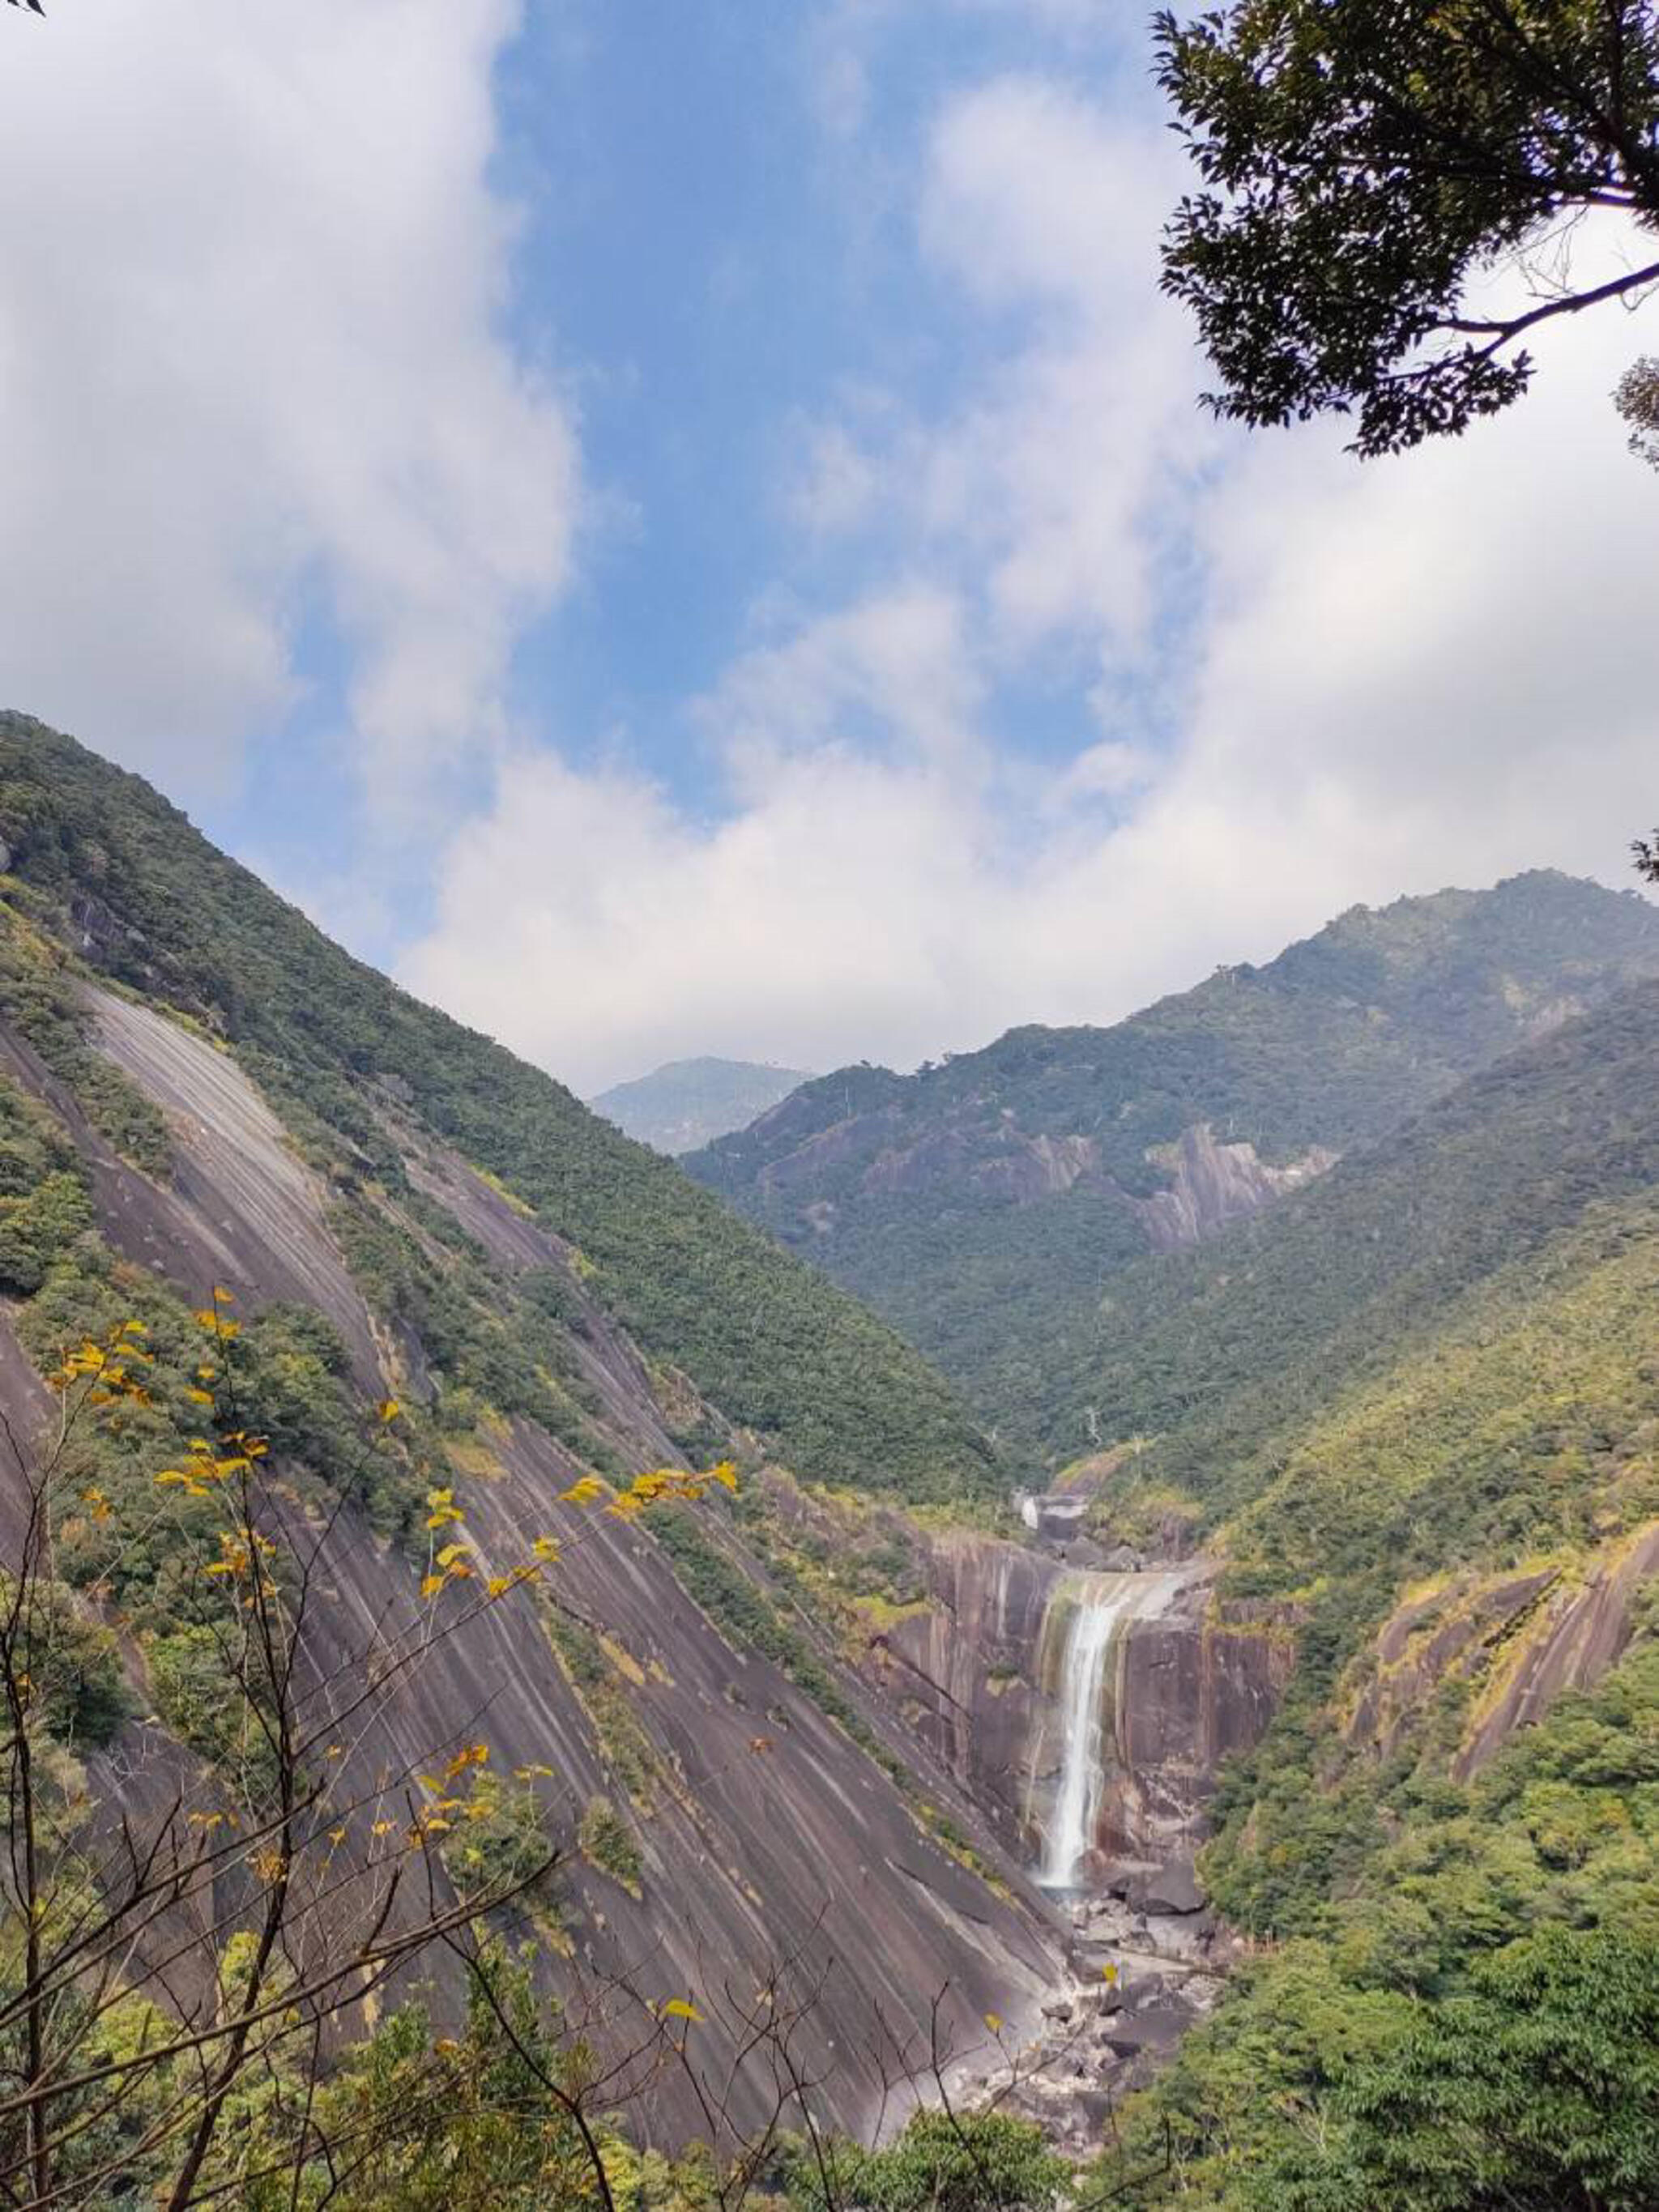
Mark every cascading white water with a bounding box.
[1037,1579,1142,1890]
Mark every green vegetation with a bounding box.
[328,1191,622,1475]
[0,1571,128,1748]
[0,1073,92,1294]
[1094,1640,1659,2205]
[0,909,172,1176]
[787,2110,1072,2210]
[689,873,1659,1447]
[578,1794,644,1894]
[0,714,996,1504]
[1068,980,1659,2207]
[544,1609,661,1805]
[1156,0,1659,457]
[1065,977,1659,1519]
[445,1778,561,1908]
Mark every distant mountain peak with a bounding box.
[591,1055,815,1154]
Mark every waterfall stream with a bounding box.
[1037,1573,1179,1890]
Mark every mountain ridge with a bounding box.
[0,713,998,1502]
[591,1053,815,1155]
[686,868,1659,1449]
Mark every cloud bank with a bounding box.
[3,10,1651,1097]
[0,0,576,796]
[405,70,1657,1093]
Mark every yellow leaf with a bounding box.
[211,1286,237,1304]
[984,2012,1002,2034]
[185,1387,215,1406]
[377,1398,401,1424]
[436,1542,470,1569]
[661,1998,704,2024]
[531,1536,561,1563]
[420,1573,445,1600]
[709,1460,739,1491]
[1101,1963,1118,1985]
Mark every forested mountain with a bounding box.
[0,716,992,1502]
[0,716,1060,2198]
[591,1055,814,1155]
[687,873,1659,1447]
[1067,973,1659,2204]
[2,714,1656,2208]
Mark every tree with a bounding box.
[1244,1924,1659,2210]
[1156,0,1659,457]
[1617,356,1659,462]
[1635,827,1659,880]
[790,2111,1072,2212]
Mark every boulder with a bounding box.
[1128,1861,1204,1916]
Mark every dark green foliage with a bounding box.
[289,1944,616,2208]
[147,1622,276,1782]
[1244,1926,1659,2211]
[0,1574,129,1748]
[0,716,995,1503]
[689,875,1659,1446]
[1074,959,1659,2207]
[328,1196,621,1474]
[0,1075,92,1293]
[788,2109,1072,2210]
[445,1783,559,1907]
[1157,0,1659,456]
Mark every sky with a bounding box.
[0,1,1654,1096]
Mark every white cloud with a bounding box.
[709,584,983,784]
[406,80,1658,1097]
[0,1,577,798]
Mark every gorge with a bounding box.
[0,721,1656,2206]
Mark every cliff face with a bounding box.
[1133,1124,1337,1252]
[0,964,1064,2142]
[1343,1522,1659,1780]
[874,1539,1290,1873]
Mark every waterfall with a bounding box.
[1038,1573,1179,1890]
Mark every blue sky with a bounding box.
[1,2,1653,1091]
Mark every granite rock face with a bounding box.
[0,987,1068,2143]
[1132,1123,1337,1252]
[876,1539,1291,1875]
[1340,1522,1659,1780]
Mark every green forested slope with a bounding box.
[1056,977,1659,1484]
[1074,981,1659,2207]
[0,715,996,1501]
[688,874,1659,1442]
